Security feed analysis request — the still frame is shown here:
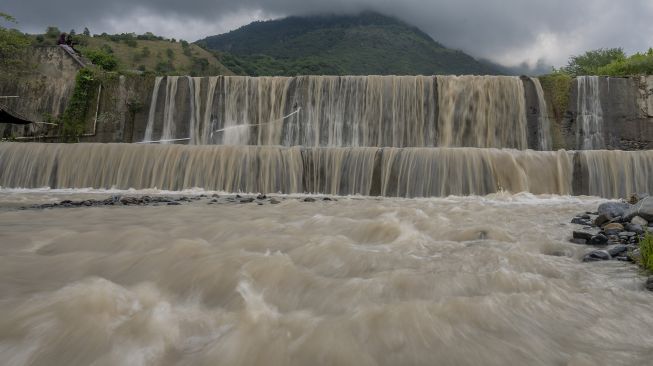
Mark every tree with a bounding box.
[0,13,30,72]
[45,26,61,38]
[83,27,90,36]
[563,48,626,76]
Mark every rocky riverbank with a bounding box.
[18,194,335,210]
[570,194,653,290]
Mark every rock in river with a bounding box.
[631,216,648,227]
[598,201,632,219]
[583,250,611,262]
[624,197,653,221]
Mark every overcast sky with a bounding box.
[4,0,653,70]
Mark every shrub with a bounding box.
[84,49,118,71]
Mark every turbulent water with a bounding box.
[3,142,653,198]
[0,192,652,366]
[142,75,533,148]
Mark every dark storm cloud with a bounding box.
[4,0,653,68]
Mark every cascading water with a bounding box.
[160,76,180,143]
[142,76,163,142]
[576,76,605,150]
[142,75,533,148]
[436,75,527,149]
[2,142,652,198]
[531,77,552,150]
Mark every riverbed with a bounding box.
[0,191,652,365]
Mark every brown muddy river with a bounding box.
[0,191,652,366]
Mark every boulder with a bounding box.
[303,197,316,202]
[570,238,587,245]
[598,201,632,218]
[594,214,611,227]
[573,230,594,241]
[583,250,611,262]
[571,217,591,226]
[624,197,653,221]
[631,216,649,227]
[624,223,645,235]
[608,245,628,257]
[589,234,609,245]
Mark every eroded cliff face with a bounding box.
[557,76,653,150]
[0,47,81,138]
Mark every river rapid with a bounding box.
[0,191,652,366]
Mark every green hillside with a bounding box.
[31,30,233,76]
[197,12,500,76]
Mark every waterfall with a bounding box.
[2,142,651,198]
[576,76,605,150]
[579,150,653,198]
[160,76,180,143]
[200,77,219,145]
[145,75,533,148]
[142,76,163,142]
[436,76,527,149]
[531,77,552,150]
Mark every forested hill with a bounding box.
[196,12,501,76]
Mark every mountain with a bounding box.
[196,12,500,76]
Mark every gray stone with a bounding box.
[631,216,649,227]
[598,201,632,219]
[570,238,587,245]
[583,250,611,262]
[573,230,594,241]
[571,217,591,225]
[624,223,645,235]
[624,197,653,221]
[270,199,281,204]
[303,197,316,202]
[589,234,609,245]
[608,245,628,257]
[239,198,255,203]
[594,214,611,227]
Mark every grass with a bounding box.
[639,233,653,272]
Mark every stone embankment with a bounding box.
[570,195,653,290]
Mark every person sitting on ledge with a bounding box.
[57,33,77,55]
